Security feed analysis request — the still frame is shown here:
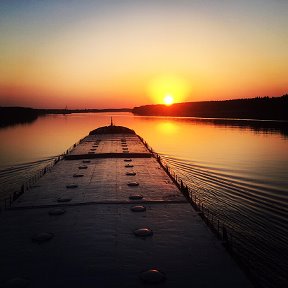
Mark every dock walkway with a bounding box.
[0,127,252,287]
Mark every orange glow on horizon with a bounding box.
[148,75,191,105]
[0,1,287,108]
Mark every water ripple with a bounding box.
[0,157,57,201]
[161,154,288,288]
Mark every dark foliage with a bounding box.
[133,95,288,120]
[0,107,41,127]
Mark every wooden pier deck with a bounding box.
[0,126,252,287]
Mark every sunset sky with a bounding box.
[0,0,287,108]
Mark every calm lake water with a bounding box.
[0,112,287,288]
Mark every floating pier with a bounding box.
[0,125,252,287]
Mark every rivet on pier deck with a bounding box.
[126,172,136,176]
[129,194,143,200]
[140,269,166,284]
[131,205,146,212]
[134,228,153,237]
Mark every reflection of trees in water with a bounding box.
[139,115,288,138]
[0,107,39,128]
[190,118,288,138]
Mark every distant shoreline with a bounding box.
[1,95,288,128]
[38,108,132,114]
[132,95,288,121]
[0,107,132,128]
[0,107,40,127]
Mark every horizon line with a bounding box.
[1,93,287,110]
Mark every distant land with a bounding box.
[0,107,40,127]
[1,95,288,128]
[0,107,131,127]
[133,95,288,121]
[38,108,132,114]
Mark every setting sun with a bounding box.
[164,95,174,106]
[148,75,191,105]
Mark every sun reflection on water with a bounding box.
[156,121,178,134]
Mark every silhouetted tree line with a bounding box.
[37,108,131,114]
[133,95,288,120]
[0,107,43,127]
[0,107,132,128]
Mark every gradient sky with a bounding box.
[0,0,287,108]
